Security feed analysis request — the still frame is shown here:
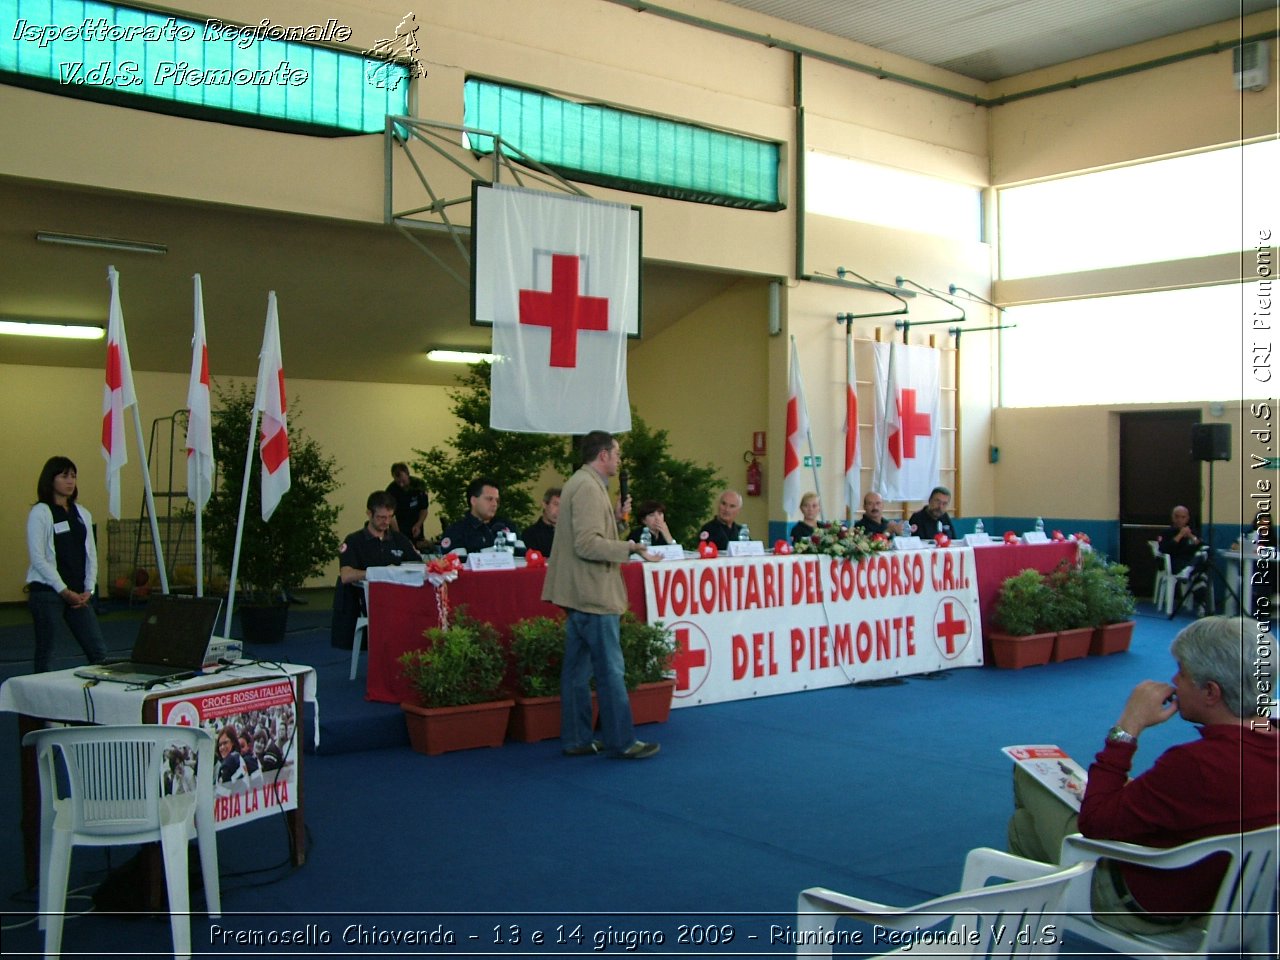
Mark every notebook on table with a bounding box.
[74,595,223,686]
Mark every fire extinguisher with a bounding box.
[745,454,762,497]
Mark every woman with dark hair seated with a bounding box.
[628,500,677,547]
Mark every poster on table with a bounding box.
[643,551,984,708]
[157,678,300,828]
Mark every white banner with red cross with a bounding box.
[642,550,983,707]
[872,341,941,502]
[473,183,640,434]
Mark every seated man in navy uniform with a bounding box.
[521,487,560,557]
[329,490,421,649]
[698,490,744,551]
[440,478,522,554]
[908,486,955,540]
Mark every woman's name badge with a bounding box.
[53,521,71,534]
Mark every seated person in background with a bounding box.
[790,492,821,543]
[629,499,677,546]
[386,461,429,548]
[699,490,744,550]
[1158,505,1202,574]
[329,491,422,649]
[440,478,522,554]
[1007,616,1277,935]
[854,491,906,537]
[522,487,561,556]
[907,486,954,540]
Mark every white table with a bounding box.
[1218,547,1265,616]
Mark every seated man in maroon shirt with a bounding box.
[1007,616,1278,934]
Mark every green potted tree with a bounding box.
[398,610,513,755]
[988,569,1055,668]
[1044,562,1093,662]
[619,613,677,723]
[1080,553,1137,655]
[508,615,577,742]
[205,382,341,644]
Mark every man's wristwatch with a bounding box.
[1106,725,1137,745]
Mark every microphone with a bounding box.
[619,469,630,521]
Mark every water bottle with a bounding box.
[1034,517,1044,534]
[738,524,750,542]
[640,526,652,547]
[504,528,517,552]
[974,518,985,535]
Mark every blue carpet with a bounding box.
[0,604,1211,956]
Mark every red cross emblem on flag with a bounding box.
[888,388,932,468]
[519,253,609,369]
[933,597,972,659]
[671,622,711,697]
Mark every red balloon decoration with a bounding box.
[698,540,719,559]
[1003,531,1019,544]
[773,539,793,555]
[871,532,889,544]
[934,533,951,548]
[1051,530,1066,541]
[524,549,545,568]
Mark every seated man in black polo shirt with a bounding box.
[522,487,560,556]
[853,491,906,537]
[698,489,744,551]
[329,490,421,649]
[386,461,429,549]
[440,478,523,554]
[907,486,955,540]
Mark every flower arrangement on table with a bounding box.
[791,521,892,562]
[423,552,462,628]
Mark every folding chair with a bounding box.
[1148,540,1174,615]
[23,724,221,960]
[349,579,371,681]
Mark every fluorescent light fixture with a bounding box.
[0,318,105,340]
[426,349,496,364]
[36,231,168,255]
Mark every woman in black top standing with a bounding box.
[25,456,107,673]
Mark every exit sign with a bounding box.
[803,455,822,467]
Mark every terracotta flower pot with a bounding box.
[1052,627,1094,662]
[401,700,514,756]
[988,631,1055,669]
[628,679,676,724]
[1090,620,1135,656]
[508,695,599,743]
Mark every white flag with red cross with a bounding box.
[101,266,138,520]
[473,183,638,434]
[782,338,810,516]
[254,292,290,522]
[872,342,940,502]
[843,338,861,514]
[186,274,214,511]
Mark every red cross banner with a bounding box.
[872,342,941,502]
[254,292,290,522]
[642,550,982,706]
[473,183,639,434]
[186,274,214,512]
[101,266,138,519]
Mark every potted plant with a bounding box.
[507,615,587,743]
[1080,553,1137,655]
[205,383,341,643]
[619,613,677,723]
[1044,562,1093,662]
[988,569,1055,669]
[398,610,513,755]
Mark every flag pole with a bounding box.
[222,403,261,638]
[791,336,824,522]
[130,404,170,595]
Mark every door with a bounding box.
[1118,410,1202,599]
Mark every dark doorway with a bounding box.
[1118,410,1202,599]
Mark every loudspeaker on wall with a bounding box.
[1190,423,1231,462]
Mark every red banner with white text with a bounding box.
[642,550,983,707]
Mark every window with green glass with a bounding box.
[1,0,408,135]
[463,78,783,211]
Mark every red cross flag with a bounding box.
[101,266,138,519]
[843,337,861,514]
[782,337,810,516]
[254,292,290,522]
[185,274,214,511]
[872,342,940,501]
[473,184,639,434]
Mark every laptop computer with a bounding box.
[74,595,224,686]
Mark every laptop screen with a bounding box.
[130,595,223,669]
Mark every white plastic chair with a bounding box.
[1148,540,1174,614]
[349,579,370,681]
[796,848,1091,957]
[23,724,221,960]
[1056,826,1279,960]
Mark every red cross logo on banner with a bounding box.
[933,597,972,659]
[671,623,711,696]
[518,253,609,368]
[888,388,932,468]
